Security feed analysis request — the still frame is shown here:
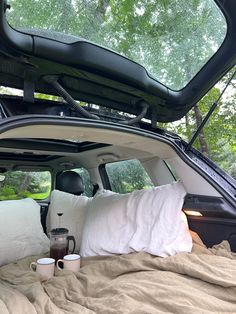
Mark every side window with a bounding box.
[0,170,51,200]
[105,159,154,194]
[72,168,93,197]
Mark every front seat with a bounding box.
[56,171,84,195]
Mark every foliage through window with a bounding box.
[106,159,154,194]
[0,170,51,200]
[72,168,93,197]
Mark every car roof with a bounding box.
[0,0,236,122]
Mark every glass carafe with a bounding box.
[49,228,76,262]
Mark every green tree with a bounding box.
[107,160,153,194]
[0,171,51,200]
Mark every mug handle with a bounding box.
[56,259,64,270]
[30,262,37,272]
[67,235,76,253]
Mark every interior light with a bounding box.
[184,210,203,217]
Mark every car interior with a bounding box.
[0,119,235,251]
[0,0,236,313]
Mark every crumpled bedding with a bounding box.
[0,237,236,314]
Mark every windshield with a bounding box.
[6,0,226,90]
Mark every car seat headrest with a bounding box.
[56,171,84,195]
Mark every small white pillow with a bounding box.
[0,198,49,266]
[80,181,192,257]
[47,190,91,252]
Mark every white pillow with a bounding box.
[0,198,49,266]
[80,181,192,257]
[46,190,91,252]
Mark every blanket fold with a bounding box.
[0,241,236,314]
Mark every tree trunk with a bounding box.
[185,113,191,141]
[18,175,31,195]
[97,0,110,16]
[193,105,209,156]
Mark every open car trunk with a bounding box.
[0,1,235,312]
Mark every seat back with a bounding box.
[56,171,85,195]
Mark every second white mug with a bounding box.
[56,254,80,272]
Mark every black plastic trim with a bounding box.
[98,164,112,191]
[0,138,111,154]
[188,216,236,251]
[0,152,59,162]
[183,194,236,218]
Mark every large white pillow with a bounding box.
[46,190,91,252]
[0,198,49,266]
[80,181,192,257]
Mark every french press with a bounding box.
[49,213,76,261]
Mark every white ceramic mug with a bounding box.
[30,258,55,279]
[56,254,80,272]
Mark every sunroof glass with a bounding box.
[6,0,227,90]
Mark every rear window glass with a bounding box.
[72,168,93,197]
[105,159,154,194]
[6,0,226,90]
[0,170,51,200]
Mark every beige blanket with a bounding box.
[0,239,236,314]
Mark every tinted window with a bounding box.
[0,170,51,200]
[72,168,93,197]
[106,159,154,194]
